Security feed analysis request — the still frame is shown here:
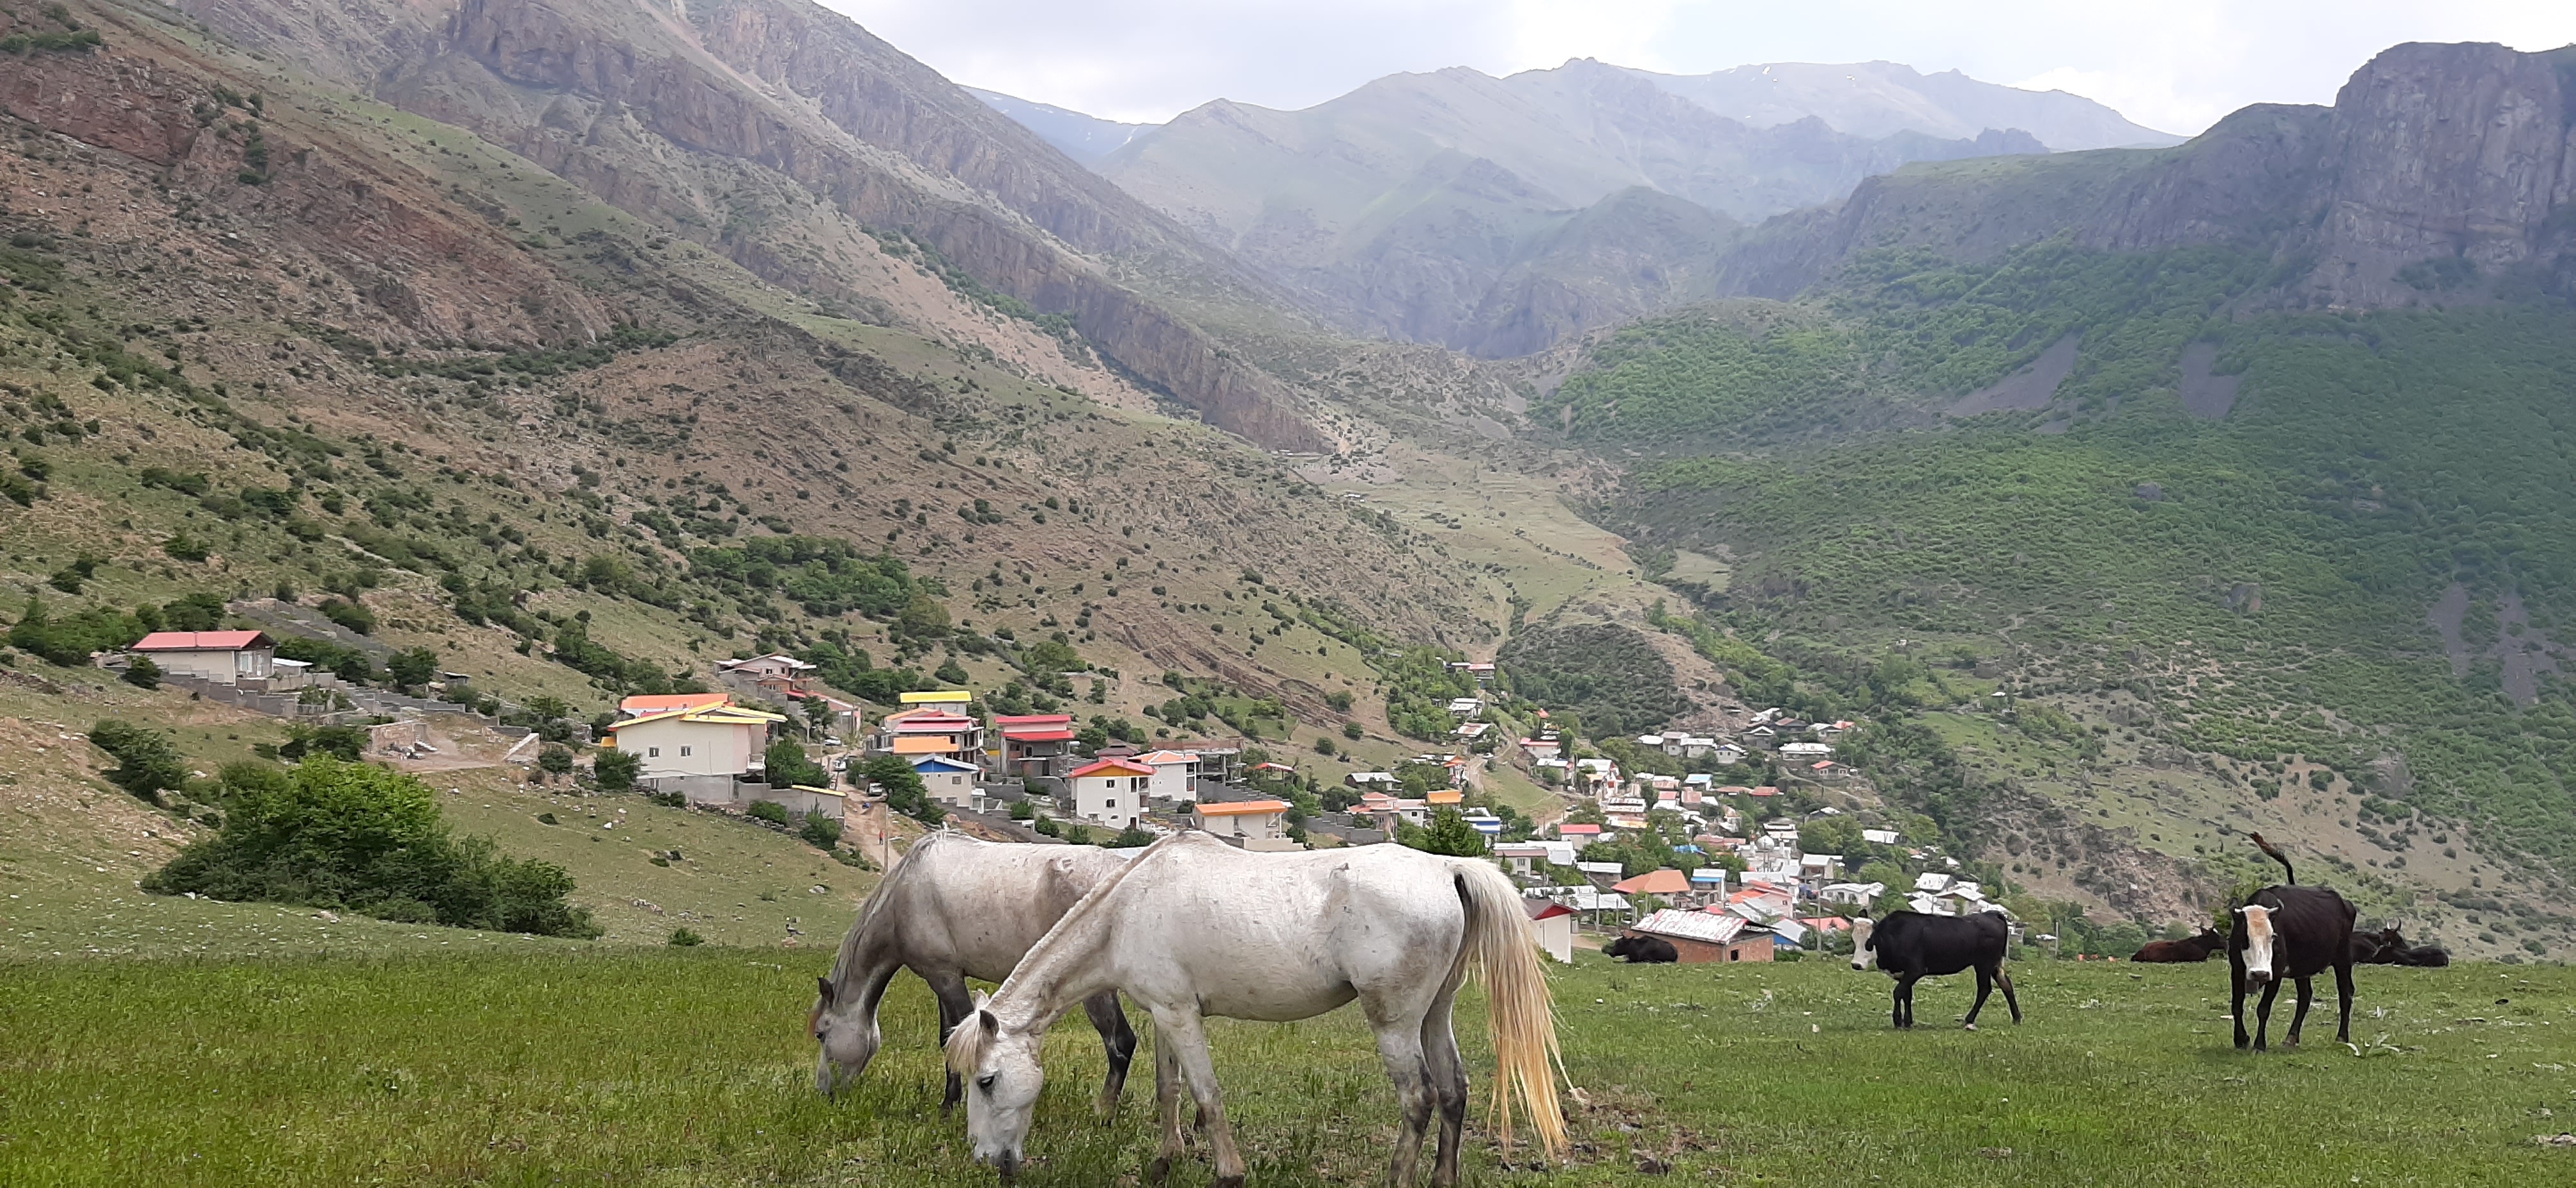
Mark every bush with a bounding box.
[745,800,790,826]
[279,724,368,762]
[1008,798,1035,821]
[119,655,162,690]
[799,811,842,849]
[386,646,438,689]
[1343,721,1364,740]
[142,757,599,937]
[668,927,705,947]
[319,597,375,635]
[594,748,641,791]
[764,737,828,788]
[537,745,576,777]
[8,597,145,666]
[89,720,187,802]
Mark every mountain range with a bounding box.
[6,0,2576,950]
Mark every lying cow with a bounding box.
[2133,927,2225,963]
[1851,911,2021,1030]
[1604,934,1679,963]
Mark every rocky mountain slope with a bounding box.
[965,87,1150,166]
[1096,58,2044,356]
[1713,42,2576,311]
[1623,59,2182,150]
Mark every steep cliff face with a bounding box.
[178,0,1326,450]
[1713,42,2576,309]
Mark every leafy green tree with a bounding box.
[933,658,969,685]
[386,646,439,689]
[1343,721,1364,740]
[280,724,367,763]
[593,747,641,791]
[765,737,828,788]
[119,655,162,690]
[861,754,944,826]
[89,720,187,802]
[142,757,599,937]
[537,745,576,777]
[1404,808,1489,857]
[799,811,843,849]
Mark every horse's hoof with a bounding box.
[1963,1023,1978,1032]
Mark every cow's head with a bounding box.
[1850,917,1878,971]
[1604,935,1632,958]
[2235,904,2278,985]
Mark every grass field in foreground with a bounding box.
[2,951,2571,1186]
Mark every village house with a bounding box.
[1574,860,1626,890]
[1133,749,1200,802]
[1627,909,1774,963]
[128,630,275,687]
[1446,696,1484,715]
[1344,770,1399,792]
[993,713,1077,777]
[1860,828,1901,846]
[1195,798,1295,848]
[620,692,733,719]
[1453,720,1492,742]
[1492,841,1577,876]
[1611,868,1690,902]
[1779,740,1835,763]
[1554,821,1602,844]
[875,703,985,770]
[606,702,788,779]
[1524,899,1576,964]
[717,653,817,696]
[910,755,980,811]
[1710,742,1749,766]
[1820,881,1885,908]
[1065,757,1154,830]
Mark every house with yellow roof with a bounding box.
[603,701,787,779]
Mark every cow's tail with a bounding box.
[2251,832,2296,885]
[1452,859,1567,1160]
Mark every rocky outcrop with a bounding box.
[1714,42,2576,308]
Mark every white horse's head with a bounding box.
[946,994,1046,1178]
[811,975,880,1096]
[1850,917,1878,971]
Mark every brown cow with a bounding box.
[2133,927,2225,963]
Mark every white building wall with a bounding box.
[618,719,761,778]
[1072,774,1147,828]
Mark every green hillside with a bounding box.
[1574,241,2576,901]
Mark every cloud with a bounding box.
[824,0,2576,133]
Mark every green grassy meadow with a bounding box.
[4,950,2570,1186]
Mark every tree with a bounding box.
[538,745,576,777]
[1799,816,1864,858]
[802,696,836,739]
[765,737,829,788]
[861,754,943,826]
[119,655,163,690]
[1343,721,1364,740]
[141,757,599,937]
[933,658,969,685]
[1107,825,1156,848]
[799,811,843,849]
[594,747,641,791]
[1403,808,1489,857]
[896,592,950,637]
[386,647,439,689]
[89,720,187,803]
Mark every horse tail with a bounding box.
[1451,858,1567,1161]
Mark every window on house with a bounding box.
[1105,798,1117,809]
[680,745,693,757]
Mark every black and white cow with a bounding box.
[1850,911,2021,1030]
[2229,839,2358,1051]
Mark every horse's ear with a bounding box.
[979,1009,999,1037]
[816,977,835,1004]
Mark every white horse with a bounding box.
[811,832,1141,1113]
[946,832,1565,1188]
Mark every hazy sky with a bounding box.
[825,0,2576,135]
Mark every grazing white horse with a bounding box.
[946,832,1565,1188]
[810,832,1141,1113]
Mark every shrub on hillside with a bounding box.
[8,597,146,666]
[799,811,841,849]
[594,748,641,791]
[119,655,162,689]
[142,758,599,937]
[745,800,790,826]
[89,720,186,803]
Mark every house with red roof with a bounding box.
[873,706,984,771]
[128,630,275,686]
[620,692,733,718]
[1133,749,1199,802]
[994,713,1076,777]
[1066,757,1153,830]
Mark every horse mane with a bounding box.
[825,830,956,997]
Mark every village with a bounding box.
[101,627,2029,969]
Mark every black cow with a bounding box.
[2396,943,2450,968]
[2230,835,2358,1051]
[1604,934,1679,963]
[2133,928,2225,963]
[1850,911,2020,1030]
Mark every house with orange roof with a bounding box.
[1066,757,1153,830]
[128,630,274,686]
[873,706,983,770]
[1194,798,1294,844]
[619,692,732,719]
[1611,868,1691,899]
[1133,749,1200,802]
